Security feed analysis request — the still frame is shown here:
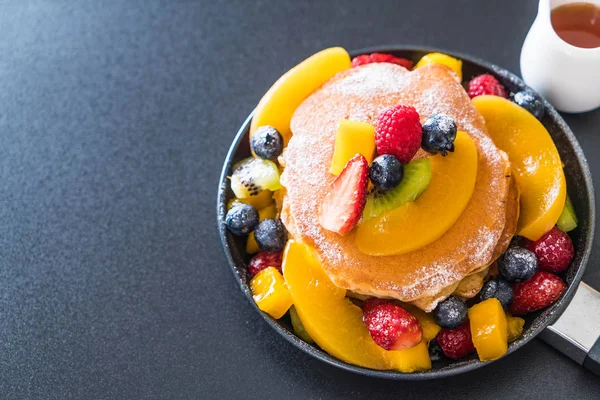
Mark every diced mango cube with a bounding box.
[246,232,260,254]
[403,305,441,344]
[507,314,525,343]
[250,266,293,319]
[468,298,508,361]
[258,203,277,221]
[329,120,376,176]
[388,341,432,373]
[415,52,463,80]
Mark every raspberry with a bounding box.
[362,299,422,350]
[467,74,508,99]
[525,227,574,273]
[509,271,566,315]
[352,53,414,70]
[375,105,423,164]
[248,251,283,276]
[436,321,475,360]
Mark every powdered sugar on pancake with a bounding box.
[280,63,514,306]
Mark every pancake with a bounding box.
[280,63,515,311]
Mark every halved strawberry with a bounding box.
[319,154,368,235]
[362,298,423,350]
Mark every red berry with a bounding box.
[352,53,414,69]
[435,321,475,359]
[525,226,574,273]
[248,251,283,276]
[509,271,566,315]
[467,74,508,99]
[375,105,423,164]
[318,154,369,235]
[362,299,423,350]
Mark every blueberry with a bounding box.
[509,235,525,248]
[251,126,284,160]
[513,91,545,120]
[428,339,444,361]
[480,279,514,309]
[254,218,287,252]
[499,246,538,282]
[434,295,467,329]
[421,114,457,156]
[369,154,404,191]
[225,204,259,235]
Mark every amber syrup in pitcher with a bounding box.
[551,3,600,48]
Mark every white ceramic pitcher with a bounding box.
[521,0,600,113]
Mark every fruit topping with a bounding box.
[289,305,314,344]
[375,104,423,164]
[467,74,507,99]
[468,298,508,361]
[415,52,463,80]
[250,266,293,319]
[472,96,566,240]
[250,47,351,145]
[498,246,538,282]
[362,158,431,222]
[230,157,281,198]
[228,189,273,211]
[434,295,468,329]
[525,226,574,273]
[479,279,514,309]
[248,251,283,276]
[251,126,284,160]
[246,232,260,254]
[421,114,458,156]
[509,271,566,315]
[362,299,423,351]
[351,53,414,69]
[506,314,525,342]
[319,154,369,235]
[403,304,441,344]
[254,218,287,252]
[436,321,475,360]
[369,154,404,192]
[512,91,545,120]
[225,204,259,235]
[283,240,431,372]
[557,195,578,233]
[330,120,376,176]
[356,131,478,256]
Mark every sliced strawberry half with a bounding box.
[319,154,369,235]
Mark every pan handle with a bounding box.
[539,281,600,375]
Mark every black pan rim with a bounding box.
[216,45,596,380]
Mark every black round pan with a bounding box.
[216,46,596,380]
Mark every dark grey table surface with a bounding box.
[2,0,600,399]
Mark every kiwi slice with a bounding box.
[557,195,578,232]
[289,306,314,344]
[230,157,281,198]
[362,158,432,222]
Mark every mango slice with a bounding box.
[472,95,566,240]
[250,266,293,319]
[415,52,463,80]
[355,131,478,256]
[330,120,376,176]
[507,314,525,343]
[468,298,508,361]
[403,305,441,344]
[283,241,431,372]
[250,47,352,145]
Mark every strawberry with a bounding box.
[362,299,423,350]
[352,53,414,69]
[318,154,368,235]
[248,251,283,276]
[509,271,566,315]
[525,226,574,273]
[375,104,423,164]
[436,321,475,359]
[467,74,508,99]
